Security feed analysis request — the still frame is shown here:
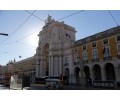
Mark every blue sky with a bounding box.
[0,10,120,65]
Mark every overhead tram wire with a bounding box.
[108,10,119,26]
[57,10,85,21]
[0,10,45,47]
[0,28,41,46]
[0,11,85,47]
[25,10,45,23]
[25,10,85,22]
[16,28,40,41]
[0,10,36,44]
[0,11,87,59]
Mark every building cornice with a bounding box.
[74,26,120,47]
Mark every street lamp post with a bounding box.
[0,33,8,36]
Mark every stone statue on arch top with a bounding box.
[45,14,55,24]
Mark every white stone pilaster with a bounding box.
[49,56,51,76]
[59,56,62,75]
[38,60,41,77]
[51,56,53,76]
[35,65,39,77]
[43,59,46,76]
[35,60,40,78]
[40,60,44,77]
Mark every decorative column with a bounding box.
[35,59,40,78]
[101,67,106,81]
[43,59,45,76]
[59,55,62,75]
[49,56,51,76]
[51,56,53,76]
[38,60,40,77]
[43,59,47,76]
[40,60,44,77]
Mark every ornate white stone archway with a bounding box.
[35,15,76,78]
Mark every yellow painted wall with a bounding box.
[109,36,117,58]
[87,43,92,61]
[97,40,104,60]
[78,46,82,59]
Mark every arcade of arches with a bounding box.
[73,63,118,84]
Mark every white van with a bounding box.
[45,78,63,90]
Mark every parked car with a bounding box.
[45,78,63,90]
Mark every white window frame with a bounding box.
[74,53,79,62]
[116,35,120,55]
[104,46,111,58]
[92,42,97,48]
[117,43,120,55]
[82,51,88,60]
[103,38,109,45]
[65,56,69,64]
[82,45,87,51]
[92,49,98,59]
[116,35,120,42]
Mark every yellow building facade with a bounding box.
[13,56,36,82]
[72,26,120,83]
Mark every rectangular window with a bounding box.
[117,36,120,41]
[74,53,79,62]
[92,49,98,59]
[104,47,111,57]
[103,39,108,45]
[83,45,86,50]
[74,49,77,53]
[82,51,88,60]
[118,44,120,52]
[65,57,69,64]
[92,42,96,47]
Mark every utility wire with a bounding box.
[0,11,85,47]
[25,10,45,22]
[57,10,85,21]
[108,10,119,26]
[16,28,40,41]
[0,10,36,44]
[0,28,40,46]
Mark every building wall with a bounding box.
[72,27,120,84]
[97,40,103,60]
[13,56,36,82]
[87,43,92,61]
[109,36,117,58]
